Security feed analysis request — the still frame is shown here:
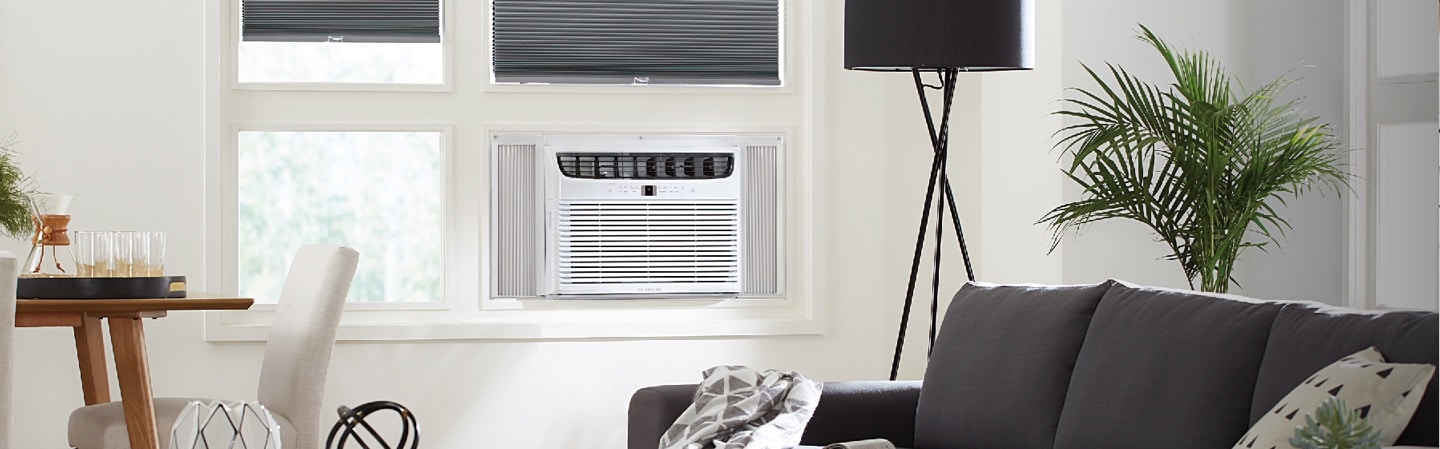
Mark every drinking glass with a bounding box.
[112,231,134,277]
[129,232,150,277]
[147,231,166,276]
[74,231,96,277]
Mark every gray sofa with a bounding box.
[628,280,1439,449]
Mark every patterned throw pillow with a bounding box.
[1234,347,1435,449]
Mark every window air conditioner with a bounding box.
[491,134,782,299]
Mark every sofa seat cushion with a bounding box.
[1237,347,1435,449]
[1251,303,1439,446]
[1053,282,1284,449]
[914,280,1113,449]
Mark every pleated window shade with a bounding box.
[242,0,441,43]
[491,0,781,86]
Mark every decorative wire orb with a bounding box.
[326,401,419,449]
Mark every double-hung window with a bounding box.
[213,0,812,340]
[229,0,449,307]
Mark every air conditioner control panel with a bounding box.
[607,184,696,197]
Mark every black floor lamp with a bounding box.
[843,0,1034,381]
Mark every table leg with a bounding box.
[74,315,111,405]
[109,316,159,449]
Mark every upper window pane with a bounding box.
[238,0,443,84]
[239,42,443,84]
[491,0,782,86]
[238,131,444,303]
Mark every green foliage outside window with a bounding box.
[238,131,442,303]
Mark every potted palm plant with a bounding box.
[1040,25,1347,293]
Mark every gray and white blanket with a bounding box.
[659,366,823,449]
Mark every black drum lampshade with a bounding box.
[844,0,1035,72]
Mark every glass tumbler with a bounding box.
[80,231,115,277]
[74,231,97,277]
[112,231,134,277]
[146,231,166,276]
[128,232,150,277]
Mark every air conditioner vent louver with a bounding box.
[557,201,740,288]
[557,153,735,179]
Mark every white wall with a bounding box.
[1245,0,1348,304]
[974,0,1067,286]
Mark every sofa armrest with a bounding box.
[627,381,922,449]
[799,381,921,448]
[628,384,699,449]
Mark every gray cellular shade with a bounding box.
[491,0,781,86]
[242,0,441,43]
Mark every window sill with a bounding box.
[203,295,823,341]
[232,81,452,92]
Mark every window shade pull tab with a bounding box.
[328,35,344,43]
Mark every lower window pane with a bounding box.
[238,131,443,303]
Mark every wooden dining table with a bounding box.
[16,293,254,449]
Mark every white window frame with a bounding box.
[203,0,825,341]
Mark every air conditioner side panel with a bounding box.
[491,142,543,297]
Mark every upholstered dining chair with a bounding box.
[68,244,360,449]
[0,252,19,449]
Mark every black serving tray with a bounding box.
[17,276,187,299]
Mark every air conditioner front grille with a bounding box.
[556,153,734,179]
[557,201,740,289]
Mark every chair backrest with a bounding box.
[0,252,18,449]
[256,245,359,449]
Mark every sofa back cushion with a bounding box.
[913,280,1112,449]
[1251,303,1438,446]
[1052,282,1284,449]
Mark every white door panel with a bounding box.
[1374,122,1440,310]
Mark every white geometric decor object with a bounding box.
[169,400,282,449]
